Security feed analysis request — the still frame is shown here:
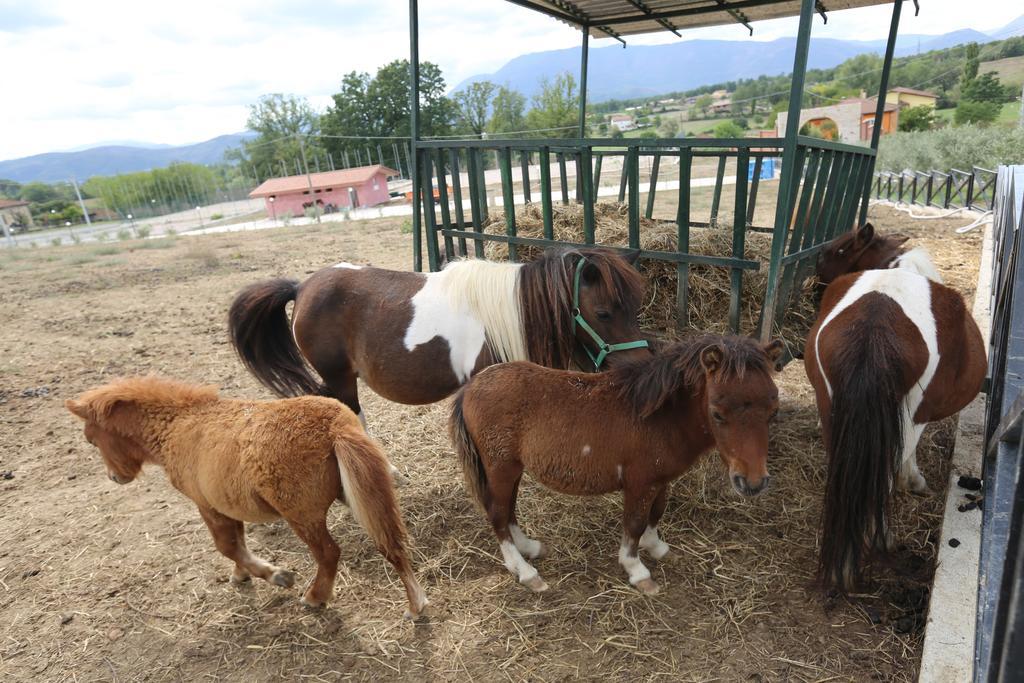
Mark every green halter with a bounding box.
[571,256,650,370]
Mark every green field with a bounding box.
[934,101,1021,127]
[981,54,1024,91]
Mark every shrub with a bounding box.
[898,105,936,132]
[954,100,1000,127]
[400,219,413,235]
[304,206,320,219]
[713,120,745,138]
[210,213,223,220]
[876,124,1024,172]
[96,232,109,242]
[92,245,120,256]
[50,237,61,247]
[639,130,659,139]
[135,225,152,239]
[70,232,82,244]
[165,228,177,237]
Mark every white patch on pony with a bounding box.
[616,465,623,485]
[639,526,670,560]
[332,262,363,270]
[404,260,527,382]
[814,269,939,402]
[499,539,539,583]
[618,539,652,585]
[890,247,943,283]
[509,524,543,559]
[581,444,592,457]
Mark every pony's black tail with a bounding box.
[819,322,905,591]
[228,279,323,397]
[449,391,489,511]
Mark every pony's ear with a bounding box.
[65,399,91,421]
[891,234,910,247]
[700,344,724,376]
[579,258,599,285]
[855,223,874,244]
[764,339,786,371]
[621,249,641,267]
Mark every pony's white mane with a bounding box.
[440,259,528,363]
[890,247,943,283]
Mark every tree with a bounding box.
[19,182,61,203]
[835,53,883,94]
[690,94,713,119]
[898,105,936,132]
[954,100,1000,126]
[962,72,1009,104]
[453,81,496,136]
[961,42,980,90]
[660,118,680,138]
[488,86,526,135]
[713,120,745,138]
[236,94,321,174]
[0,179,20,199]
[524,73,579,138]
[320,60,454,168]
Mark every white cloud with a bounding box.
[0,0,1019,160]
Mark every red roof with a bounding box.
[249,165,398,198]
[840,97,899,115]
[0,199,29,209]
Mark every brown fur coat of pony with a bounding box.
[66,376,427,617]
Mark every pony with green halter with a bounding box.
[572,256,650,369]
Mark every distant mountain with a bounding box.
[995,14,1024,38]
[0,133,254,183]
[455,25,1011,103]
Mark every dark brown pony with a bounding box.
[805,250,985,590]
[229,248,649,428]
[66,376,427,617]
[816,222,909,285]
[450,335,783,595]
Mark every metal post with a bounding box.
[858,0,903,226]
[298,135,321,224]
[759,0,815,343]
[0,213,14,248]
[70,176,91,226]
[409,0,423,272]
[578,27,589,138]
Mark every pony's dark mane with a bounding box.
[518,248,645,369]
[612,335,772,419]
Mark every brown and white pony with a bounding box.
[805,249,985,590]
[229,248,649,428]
[449,335,783,595]
[66,376,428,617]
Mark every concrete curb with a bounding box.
[918,220,994,682]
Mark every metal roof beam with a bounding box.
[623,0,681,37]
[598,0,795,26]
[714,0,754,35]
[815,1,828,23]
[503,0,583,26]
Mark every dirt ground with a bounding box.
[0,204,984,681]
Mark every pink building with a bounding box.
[249,165,398,218]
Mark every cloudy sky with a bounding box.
[1,0,1020,160]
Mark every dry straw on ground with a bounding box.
[482,202,818,349]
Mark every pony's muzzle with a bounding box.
[732,473,770,497]
[109,472,131,485]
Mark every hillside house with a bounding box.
[249,165,398,217]
[609,114,636,131]
[886,86,938,109]
[0,199,32,229]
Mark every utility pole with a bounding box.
[298,135,321,224]
[1019,83,1023,129]
[0,212,14,248]
[70,176,92,226]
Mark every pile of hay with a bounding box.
[482,202,818,348]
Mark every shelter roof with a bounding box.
[508,1,902,39]
[249,165,398,198]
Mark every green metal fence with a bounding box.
[873,167,998,211]
[416,135,875,339]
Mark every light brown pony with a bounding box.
[805,249,985,590]
[450,335,783,594]
[66,376,428,617]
